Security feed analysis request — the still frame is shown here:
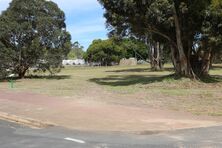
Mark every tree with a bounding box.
[0,0,71,78]
[0,42,11,79]
[98,0,221,78]
[119,38,148,61]
[202,0,222,66]
[85,38,149,66]
[67,41,85,59]
[85,39,124,66]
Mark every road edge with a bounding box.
[0,111,56,128]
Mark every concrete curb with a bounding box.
[0,111,56,128]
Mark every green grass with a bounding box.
[0,64,222,116]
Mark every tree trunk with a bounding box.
[159,43,164,69]
[200,50,212,76]
[170,45,180,74]
[173,4,194,78]
[210,51,215,68]
[18,71,26,79]
[149,42,163,71]
[18,66,28,79]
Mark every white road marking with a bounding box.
[168,135,185,141]
[64,137,86,144]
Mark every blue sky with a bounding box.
[0,0,108,50]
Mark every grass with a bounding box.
[0,64,222,116]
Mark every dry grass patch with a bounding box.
[0,64,222,116]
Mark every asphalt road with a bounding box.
[0,120,222,148]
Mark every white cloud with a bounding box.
[51,0,101,11]
[68,17,107,49]
[0,0,107,49]
[0,0,10,13]
[69,24,105,35]
[68,17,106,35]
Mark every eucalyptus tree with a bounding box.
[202,0,222,67]
[85,38,148,66]
[0,42,10,79]
[85,39,124,66]
[67,41,85,59]
[98,0,222,78]
[0,0,71,78]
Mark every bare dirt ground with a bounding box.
[0,89,222,133]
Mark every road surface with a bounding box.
[0,120,222,148]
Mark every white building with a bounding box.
[62,59,85,66]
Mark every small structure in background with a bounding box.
[62,59,85,66]
[89,62,102,66]
[119,58,137,66]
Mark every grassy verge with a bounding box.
[0,64,222,116]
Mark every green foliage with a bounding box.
[0,0,71,78]
[85,39,123,66]
[0,42,10,79]
[85,38,148,66]
[67,42,85,59]
[201,0,222,63]
[98,0,222,77]
[120,38,148,60]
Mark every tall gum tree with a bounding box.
[98,0,221,78]
[0,0,71,78]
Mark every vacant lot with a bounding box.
[0,64,222,116]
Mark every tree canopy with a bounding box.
[67,42,85,60]
[98,0,222,78]
[85,38,148,66]
[85,39,123,66]
[120,38,148,60]
[0,0,71,78]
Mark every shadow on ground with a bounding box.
[24,75,71,80]
[89,74,174,86]
[90,67,175,86]
[212,65,222,70]
[200,75,222,83]
[0,75,71,82]
[90,67,222,86]
[90,74,222,86]
[106,67,174,73]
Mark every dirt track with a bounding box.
[0,90,222,132]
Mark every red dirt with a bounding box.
[0,90,222,132]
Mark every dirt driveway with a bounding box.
[0,90,221,133]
